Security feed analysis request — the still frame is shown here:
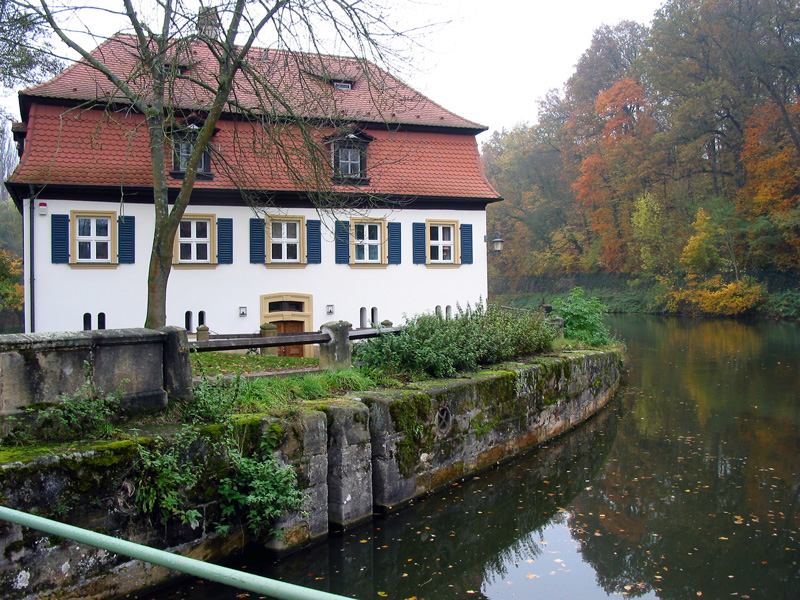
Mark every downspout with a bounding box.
[28,184,35,333]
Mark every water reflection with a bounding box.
[131,391,619,600]
[124,316,800,600]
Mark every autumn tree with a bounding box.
[16,0,410,328]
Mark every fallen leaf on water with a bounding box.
[526,574,539,579]
[377,592,388,597]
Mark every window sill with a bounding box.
[349,263,388,269]
[265,262,308,269]
[332,176,370,186]
[68,262,119,269]
[172,263,218,270]
[170,170,215,181]
[425,263,462,268]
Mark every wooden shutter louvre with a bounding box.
[335,220,350,264]
[217,218,233,264]
[249,218,265,263]
[118,216,135,264]
[460,223,473,265]
[51,214,69,263]
[306,219,321,264]
[412,222,426,264]
[388,222,401,264]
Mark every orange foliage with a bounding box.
[741,101,800,216]
[663,275,764,316]
[0,250,23,312]
[595,78,652,144]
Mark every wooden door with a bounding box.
[276,320,304,357]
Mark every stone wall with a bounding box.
[0,327,192,435]
[0,350,623,600]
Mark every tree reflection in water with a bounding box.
[126,316,800,600]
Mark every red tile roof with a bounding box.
[12,104,500,199]
[21,34,485,131]
[11,34,500,201]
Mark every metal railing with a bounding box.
[191,327,402,353]
[0,506,352,600]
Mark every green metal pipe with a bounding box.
[0,506,352,600]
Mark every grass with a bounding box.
[191,351,318,377]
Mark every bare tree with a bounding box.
[16,0,412,328]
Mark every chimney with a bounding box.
[197,6,222,40]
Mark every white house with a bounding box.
[5,34,501,349]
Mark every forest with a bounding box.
[484,0,800,318]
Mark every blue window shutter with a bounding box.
[460,223,473,265]
[412,222,426,264]
[307,219,321,264]
[118,216,135,264]
[250,218,265,263]
[387,222,401,264]
[51,214,69,263]
[217,218,233,264]
[335,220,349,264]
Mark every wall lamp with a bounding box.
[490,233,504,253]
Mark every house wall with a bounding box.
[23,198,488,334]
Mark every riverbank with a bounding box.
[498,282,800,320]
[0,349,623,600]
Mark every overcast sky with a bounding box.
[3,0,666,141]
[404,0,666,140]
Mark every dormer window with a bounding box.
[332,80,353,91]
[328,129,374,186]
[171,123,214,180]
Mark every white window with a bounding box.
[270,220,301,262]
[429,223,455,263]
[354,221,381,263]
[76,215,111,262]
[178,218,210,263]
[332,80,353,90]
[338,145,363,178]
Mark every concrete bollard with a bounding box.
[319,321,352,370]
[260,322,278,356]
[195,325,210,342]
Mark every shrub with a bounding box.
[354,302,556,377]
[28,362,125,441]
[764,289,800,319]
[552,288,612,346]
[219,438,306,535]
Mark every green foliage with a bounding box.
[0,1,62,88]
[354,302,556,378]
[134,428,203,527]
[176,369,376,422]
[28,363,125,441]
[182,374,245,424]
[552,288,612,346]
[219,437,305,535]
[190,352,318,377]
[764,289,800,319]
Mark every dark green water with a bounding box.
[132,316,800,600]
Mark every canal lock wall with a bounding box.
[0,349,624,600]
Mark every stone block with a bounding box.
[325,402,372,529]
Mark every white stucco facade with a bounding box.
[23,198,489,335]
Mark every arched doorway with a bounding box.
[260,293,314,358]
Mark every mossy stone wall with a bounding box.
[0,350,623,600]
[362,350,624,510]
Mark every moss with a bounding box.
[389,393,433,477]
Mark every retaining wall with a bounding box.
[0,350,623,600]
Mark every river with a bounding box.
[130,315,800,600]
